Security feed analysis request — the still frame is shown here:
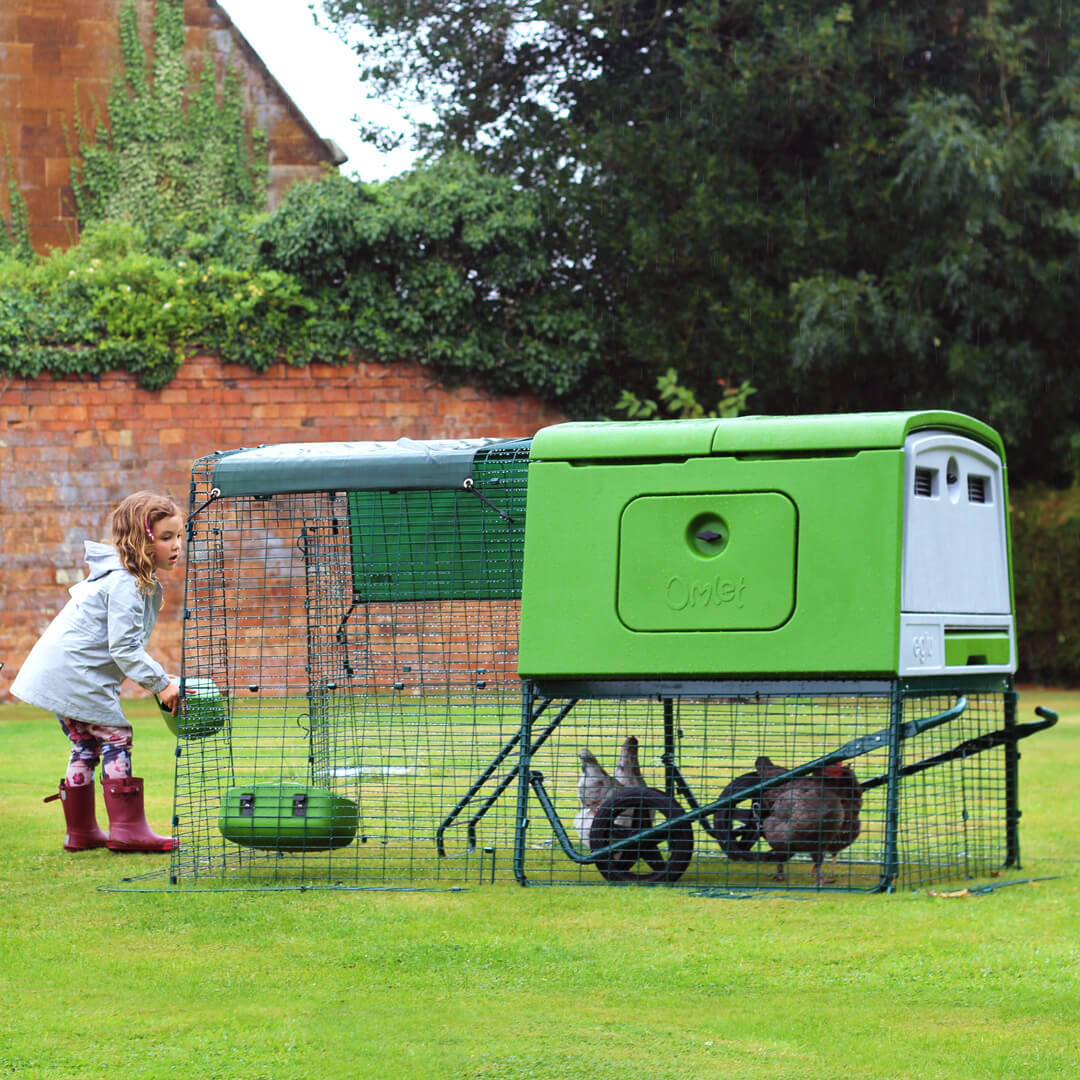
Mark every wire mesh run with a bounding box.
[493,683,1017,891]
[893,687,1018,889]
[169,445,529,889]
[161,446,1036,893]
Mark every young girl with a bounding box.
[12,491,184,853]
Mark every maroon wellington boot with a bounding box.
[44,779,109,852]
[102,776,177,853]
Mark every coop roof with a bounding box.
[529,411,1006,463]
[210,437,531,496]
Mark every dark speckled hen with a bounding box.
[755,756,862,885]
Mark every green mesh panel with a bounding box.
[347,442,529,601]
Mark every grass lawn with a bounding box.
[1,687,1077,1080]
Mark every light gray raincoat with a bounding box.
[10,541,170,730]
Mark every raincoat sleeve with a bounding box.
[106,576,170,694]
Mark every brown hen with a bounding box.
[754,756,862,885]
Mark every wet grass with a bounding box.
[1,687,1077,1079]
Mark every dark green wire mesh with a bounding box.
[163,446,1024,892]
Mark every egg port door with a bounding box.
[617,491,798,633]
[899,432,1015,677]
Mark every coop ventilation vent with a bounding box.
[968,475,988,503]
[914,468,935,497]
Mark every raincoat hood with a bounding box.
[83,540,124,581]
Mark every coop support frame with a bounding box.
[508,678,992,888]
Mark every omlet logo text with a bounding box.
[666,576,748,611]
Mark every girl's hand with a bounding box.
[158,679,181,715]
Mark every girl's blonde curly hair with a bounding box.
[111,491,181,595]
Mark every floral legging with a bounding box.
[57,716,133,787]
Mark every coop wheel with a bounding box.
[589,787,694,884]
[712,772,764,858]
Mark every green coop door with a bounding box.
[617,492,797,631]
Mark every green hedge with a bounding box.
[1012,486,1080,685]
[0,157,603,410]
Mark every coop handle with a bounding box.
[463,478,515,524]
[188,487,221,521]
[1032,706,1059,728]
[896,695,968,743]
[858,703,1058,792]
[718,696,970,808]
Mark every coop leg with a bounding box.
[662,697,676,799]
[512,682,537,885]
[876,683,905,893]
[1003,688,1021,869]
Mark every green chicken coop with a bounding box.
[160,412,1055,893]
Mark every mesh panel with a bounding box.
[169,447,528,888]
[165,448,1023,893]
[894,690,1010,888]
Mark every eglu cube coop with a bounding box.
[164,412,1055,892]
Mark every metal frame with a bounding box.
[152,442,1058,893]
[433,676,1057,892]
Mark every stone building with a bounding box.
[0,0,347,252]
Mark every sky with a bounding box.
[220,0,423,182]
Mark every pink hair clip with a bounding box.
[145,521,155,542]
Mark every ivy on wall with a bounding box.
[0,156,601,403]
[69,0,267,234]
[1,155,33,264]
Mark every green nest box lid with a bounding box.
[529,411,1005,463]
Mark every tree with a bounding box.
[320,0,1080,484]
[255,153,602,401]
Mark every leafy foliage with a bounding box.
[0,158,600,403]
[0,220,312,388]
[1,155,34,264]
[1011,486,1080,684]
[319,0,1080,486]
[614,368,756,420]
[254,155,600,399]
[69,0,267,236]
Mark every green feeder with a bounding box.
[218,783,360,851]
[159,676,226,739]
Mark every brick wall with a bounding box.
[0,0,342,253]
[0,356,566,702]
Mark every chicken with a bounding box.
[574,748,617,843]
[755,756,862,885]
[753,755,786,784]
[614,735,646,789]
[613,734,653,830]
[821,762,863,870]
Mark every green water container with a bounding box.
[159,676,227,739]
[218,783,359,851]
